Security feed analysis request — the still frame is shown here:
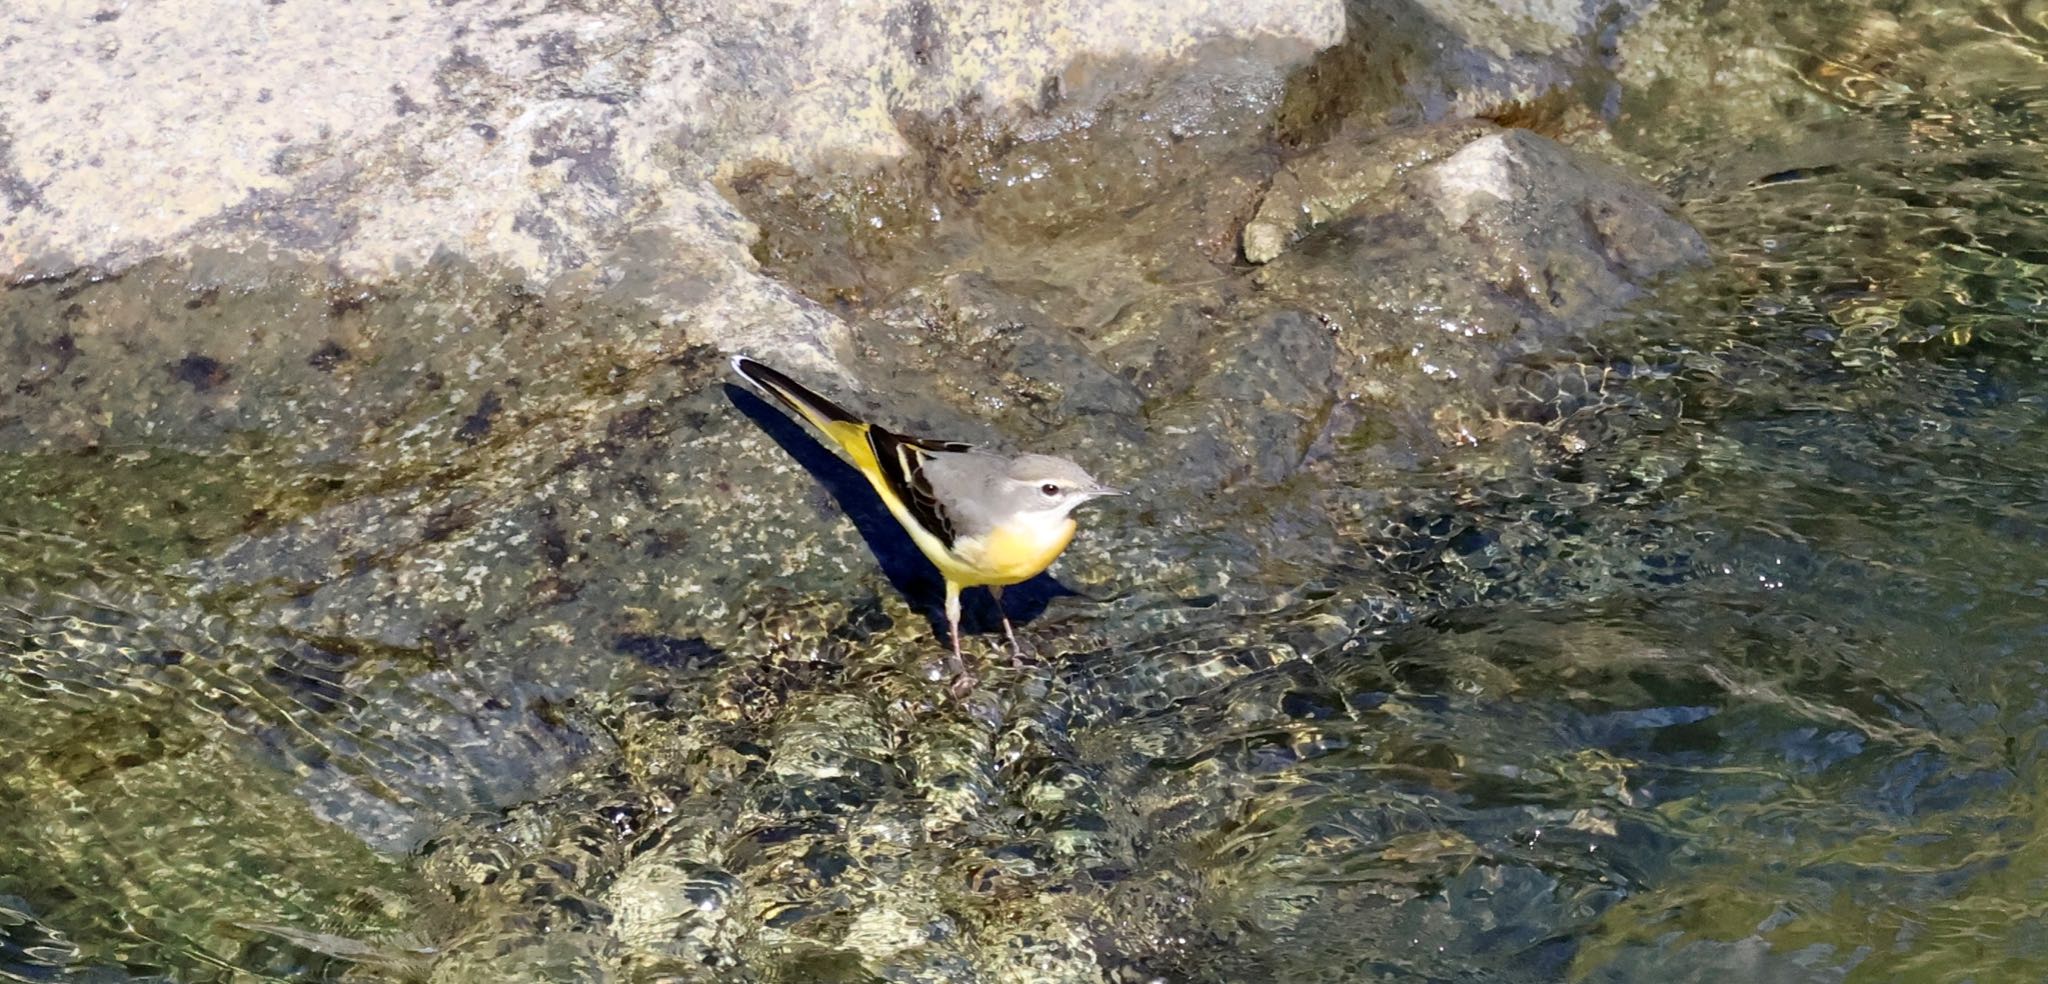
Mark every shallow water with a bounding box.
[4,1,2048,982]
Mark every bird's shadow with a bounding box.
[725,383,1073,643]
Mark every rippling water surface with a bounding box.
[5,1,2048,981]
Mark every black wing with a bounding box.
[868,427,974,549]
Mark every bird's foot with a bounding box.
[948,663,979,699]
[934,648,978,698]
[998,616,1032,668]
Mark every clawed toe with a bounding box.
[948,666,979,698]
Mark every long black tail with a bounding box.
[730,356,865,425]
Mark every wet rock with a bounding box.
[1145,308,1339,490]
[1274,0,1659,148]
[865,272,1148,434]
[169,352,231,392]
[1251,121,1706,450]
[1244,119,1496,263]
[1254,121,1706,298]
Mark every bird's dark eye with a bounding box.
[1040,483,1061,497]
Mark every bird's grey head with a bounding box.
[997,454,1126,519]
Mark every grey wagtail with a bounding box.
[731,356,1125,677]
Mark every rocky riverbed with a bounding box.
[5,0,2048,980]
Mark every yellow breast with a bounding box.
[949,517,1077,587]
